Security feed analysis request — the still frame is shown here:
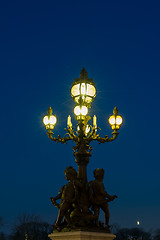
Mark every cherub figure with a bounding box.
[50,166,80,228]
[89,168,117,229]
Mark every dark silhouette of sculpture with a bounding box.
[89,168,117,229]
[50,167,117,231]
[50,166,81,229]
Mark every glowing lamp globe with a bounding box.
[71,68,96,105]
[74,105,88,117]
[108,107,123,130]
[43,107,57,130]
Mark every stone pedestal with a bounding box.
[48,231,116,240]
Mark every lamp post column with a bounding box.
[75,152,90,184]
[74,121,91,184]
[74,151,91,219]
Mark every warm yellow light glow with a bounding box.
[67,115,72,128]
[81,83,86,95]
[93,115,97,128]
[77,124,90,134]
[74,105,88,116]
[85,124,90,134]
[109,114,123,130]
[49,124,54,130]
[81,106,88,115]
[137,221,140,225]
[71,82,96,104]
[85,96,92,103]
[71,83,80,97]
[109,116,116,125]
[87,84,96,97]
[43,115,57,129]
[74,96,80,103]
[74,106,81,116]
[116,115,123,125]
[49,115,57,125]
[43,116,49,125]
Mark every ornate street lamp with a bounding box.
[43,68,123,231]
[43,107,57,130]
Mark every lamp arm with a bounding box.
[94,131,119,144]
[47,132,72,144]
[87,126,99,140]
[65,127,77,141]
[86,125,94,139]
[108,131,119,141]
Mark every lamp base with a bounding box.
[49,231,116,240]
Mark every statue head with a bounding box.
[64,166,77,180]
[94,168,104,181]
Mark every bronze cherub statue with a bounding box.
[89,168,117,229]
[50,166,81,229]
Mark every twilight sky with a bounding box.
[0,0,160,233]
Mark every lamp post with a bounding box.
[43,68,123,229]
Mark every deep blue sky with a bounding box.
[0,0,160,233]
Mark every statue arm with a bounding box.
[52,193,62,200]
[104,191,118,201]
[100,184,117,201]
[50,197,60,208]
[50,187,64,208]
